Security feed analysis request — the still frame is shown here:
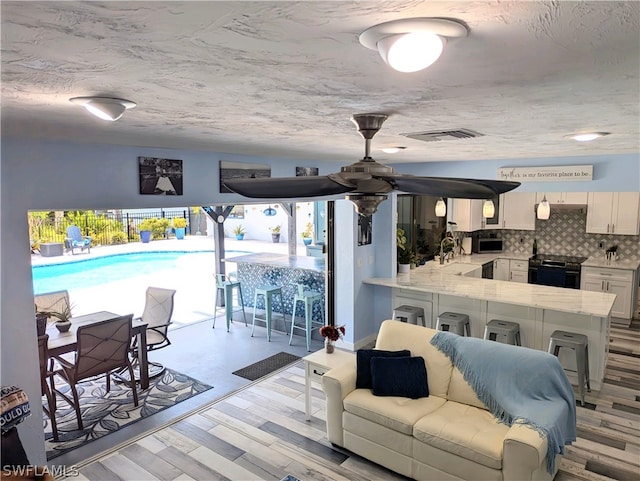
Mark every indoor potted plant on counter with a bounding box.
[319,324,345,353]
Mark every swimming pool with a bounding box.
[32,250,249,294]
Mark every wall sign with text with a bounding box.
[497,165,593,182]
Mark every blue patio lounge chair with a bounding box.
[65,225,91,254]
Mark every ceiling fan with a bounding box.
[223,113,521,215]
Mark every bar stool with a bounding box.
[213,274,246,332]
[548,330,590,406]
[436,312,471,336]
[289,284,324,351]
[483,319,521,346]
[252,285,287,341]
[393,305,426,327]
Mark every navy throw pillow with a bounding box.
[356,349,411,389]
[370,356,429,399]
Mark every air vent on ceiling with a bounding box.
[402,128,484,142]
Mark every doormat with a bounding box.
[44,368,212,460]
[232,352,301,381]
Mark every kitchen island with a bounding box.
[364,261,616,390]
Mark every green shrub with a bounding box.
[172,217,187,228]
[138,218,170,240]
[110,231,128,244]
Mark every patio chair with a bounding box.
[37,334,59,441]
[65,225,91,255]
[131,287,176,378]
[34,290,71,324]
[53,314,138,430]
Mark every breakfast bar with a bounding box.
[224,253,325,324]
[364,264,617,390]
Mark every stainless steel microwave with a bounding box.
[472,238,504,253]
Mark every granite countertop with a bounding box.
[364,266,616,318]
[582,257,640,270]
[224,252,325,271]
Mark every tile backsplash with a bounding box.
[480,210,639,261]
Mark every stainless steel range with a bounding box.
[528,254,587,289]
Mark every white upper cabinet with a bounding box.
[586,192,640,235]
[447,198,484,232]
[536,192,588,204]
[501,192,536,230]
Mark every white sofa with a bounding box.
[322,320,558,481]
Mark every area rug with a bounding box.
[44,368,212,460]
[232,352,301,381]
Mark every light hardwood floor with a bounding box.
[62,321,639,481]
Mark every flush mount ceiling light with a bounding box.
[69,96,136,121]
[537,196,550,220]
[359,18,468,73]
[435,197,447,217]
[381,146,406,154]
[565,132,610,142]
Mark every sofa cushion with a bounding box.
[344,389,446,435]
[413,401,509,469]
[375,321,453,398]
[447,367,487,410]
[356,349,410,389]
[371,356,429,399]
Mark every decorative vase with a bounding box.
[175,227,186,239]
[325,339,335,353]
[235,233,244,240]
[303,237,312,246]
[140,230,152,243]
[55,321,72,333]
[398,263,410,274]
[272,233,280,243]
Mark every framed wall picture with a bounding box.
[138,157,183,195]
[219,160,271,193]
[296,167,319,176]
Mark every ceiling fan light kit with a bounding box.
[359,18,468,73]
[69,96,136,121]
[223,113,520,215]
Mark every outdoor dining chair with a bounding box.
[52,314,138,431]
[37,334,59,441]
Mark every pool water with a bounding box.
[32,251,248,294]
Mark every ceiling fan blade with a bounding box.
[382,175,521,198]
[223,175,356,198]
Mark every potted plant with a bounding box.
[38,302,74,333]
[138,219,154,243]
[233,224,245,240]
[172,217,187,240]
[319,324,345,353]
[301,222,313,246]
[397,248,413,273]
[138,218,170,243]
[269,225,281,243]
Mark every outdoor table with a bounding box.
[46,311,150,390]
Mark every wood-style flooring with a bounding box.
[61,321,640,481]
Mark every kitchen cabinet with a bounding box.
[501,192,536,230]
[586,192,640,235]
[494,258,510,281]
[447,198,484,232]
[509,259,529,283]
[536,192,588,204]
[581,266,636,321]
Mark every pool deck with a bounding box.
[31,235,312,328]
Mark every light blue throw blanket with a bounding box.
[431,331,576,474]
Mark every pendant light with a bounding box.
[537,196,550,220]
[435,198,446,217]
[482,199,495,218]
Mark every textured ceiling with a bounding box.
[1,1,639,164]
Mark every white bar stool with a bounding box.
[392,305,426,327]
[483,319,521,346]
[436,312,471,336]
[548,330,590,406]
[289,284,324,351]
